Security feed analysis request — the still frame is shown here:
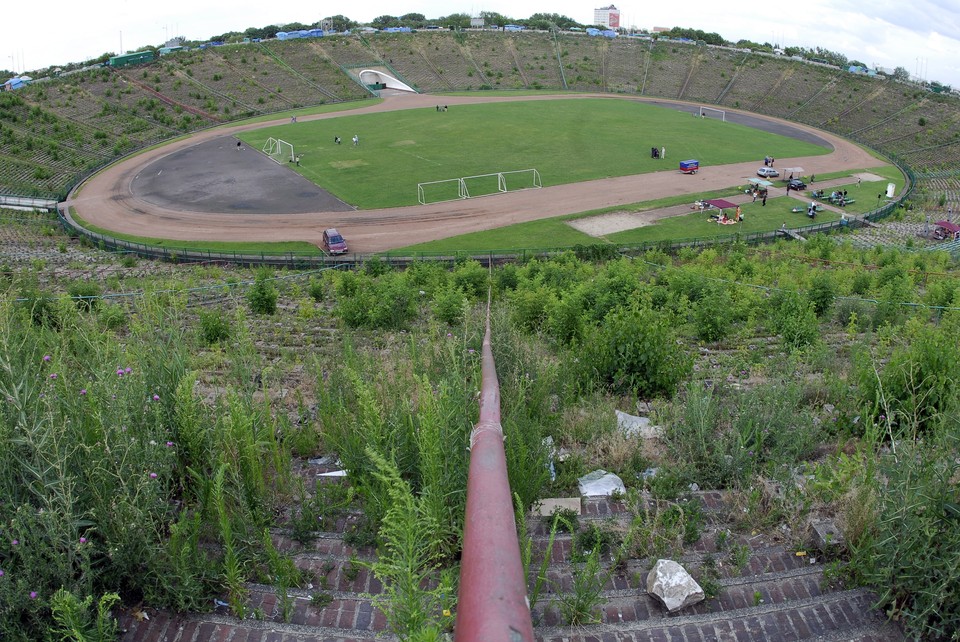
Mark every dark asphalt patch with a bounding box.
[130,136,354,214]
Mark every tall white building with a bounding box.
[593,5,620,29]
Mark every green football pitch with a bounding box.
[238,99,828,210]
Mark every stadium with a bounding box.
[2,28,959,642]
[4,30,958,256]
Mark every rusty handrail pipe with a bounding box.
[455,296,535,642]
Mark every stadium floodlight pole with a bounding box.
[455,291,534,642]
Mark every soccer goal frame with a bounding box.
[417,168,541,205]
[262,137,296,164]
[698,106,726,121]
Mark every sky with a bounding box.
[6,0,960,88]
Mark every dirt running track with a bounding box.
[64,93,884,253]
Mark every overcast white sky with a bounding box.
[7,0,960,88]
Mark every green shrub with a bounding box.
[769,291,820,351]
[509,285,554,333]
[67,280,102,312]
[694,287,732,343]
[198,309,231,345]
[808,272,836,317]
[308,278,325,302]
[431,285,467,326]
[98,303,127,331]
[583,304,692,398]
[247,269,277,315]
[848,438,960,640]
[451,260,489,299]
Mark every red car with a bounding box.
[322,228,348,254]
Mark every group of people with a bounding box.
[435,105,449,111]
[750,188,768,205]
[830,190,850,206]
[763,155,775,167]
[711,206,743,224]
[333,135,360,146]
[650,146,666,159]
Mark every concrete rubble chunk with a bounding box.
[615,410,664,439]
[647,559,705,612]
[809,519,845,552]
[578,469,626,497]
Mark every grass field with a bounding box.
[392,166,903,253]
[238,99,829,209]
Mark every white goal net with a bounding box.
[262,137,296,164]
[698,106,726,121]
[418,169,541,205]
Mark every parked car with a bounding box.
[787,178,807,190]
[322,228,348,254]
[757,167,780,178]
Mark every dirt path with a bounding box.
[64,93,884,253]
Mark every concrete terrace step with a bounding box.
[533,588,901,641]
[534,564,827,626]
[533,546,812,593]
[118,608,394,641]
[238,586,389,633]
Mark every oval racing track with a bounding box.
[64,93,885,254]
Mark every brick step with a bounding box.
[288,555,384,594]
[534,564,826,627]
[528,526,795,565]
[270,531,375,557]
[237,586,390,632]
[117,608,394,642]
[533,588,901,641]
[532,547,813,595]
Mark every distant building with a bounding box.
[593,5,620,29]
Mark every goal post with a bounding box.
[417,169,542,205]
[698,106,726,121]
[418,178,467,204]
[262,137,296,164]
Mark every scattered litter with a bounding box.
[214,599,229,607]
[578,469,626,497]
[308,455,334,466]
[318,470,347,477]
[795,551,807,557]
[543,436,556,482]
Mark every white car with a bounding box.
[757,167,780,178]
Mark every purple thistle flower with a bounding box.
[49,373,57,380]
[153,394,160,401]
[125,367,132,375]
[0,569,5,577]
[43,355,51,362]
[11,540,18,546]
[116,368,124,377]
[166,441,174,447]
[29,591,37,599]
[79,537,87,544]
[149,472,158,479]
[468,349,475,354]
[80,389,87,396]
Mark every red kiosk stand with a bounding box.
[680,159,699,174]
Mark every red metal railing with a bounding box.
[455,301,535,642]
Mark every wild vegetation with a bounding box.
[1,219,959,638]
